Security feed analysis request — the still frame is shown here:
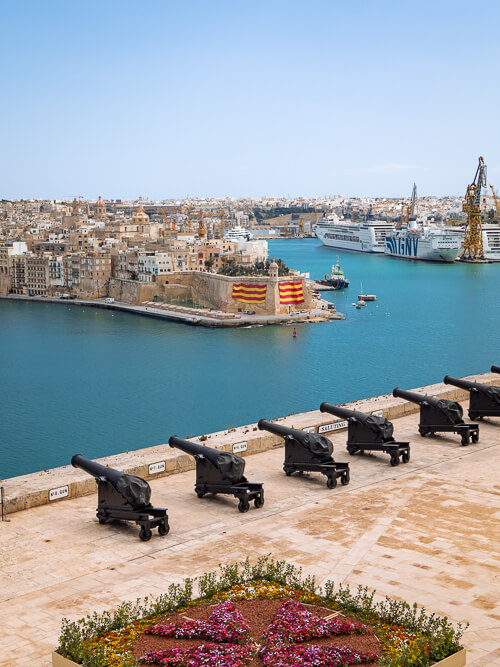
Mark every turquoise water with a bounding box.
[1,238,498,479]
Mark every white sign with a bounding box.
[302,426,315,433]
[149,461,166,475]
[233,441,248,454]
[319,420,348,434]
[49,485,69,501]
[371,410,383,417]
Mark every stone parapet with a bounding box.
[1,372,498,516]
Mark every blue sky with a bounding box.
[2,0,499,199]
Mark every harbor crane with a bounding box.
[490,185,500,222]
[160,208,176,231]
[461,156,487,260]
[398,183,417,228]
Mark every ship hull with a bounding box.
[385,233,462,262]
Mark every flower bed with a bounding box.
[55,557,467,667]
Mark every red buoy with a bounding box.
[293,327,297,338]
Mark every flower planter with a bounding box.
[52,646,467,666]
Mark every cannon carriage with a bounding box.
[71,454,169,541]
[319,403,410,466]
[393,387,479,445]
[491,365,500,374]
[168,436,264,513]
[257,419,349,488]
[444,376,500,420]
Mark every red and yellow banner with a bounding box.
[232,283,267,304]
[279,281,304,304]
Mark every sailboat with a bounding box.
[358,281,376,302]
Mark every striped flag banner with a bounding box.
[279,281,304,304]
[232,283,267,304]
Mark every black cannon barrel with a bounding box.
[258,419,310,441]
[258,419,333,460]
[320,403,363,421]
[169,435,245,484]
[393,387,436,406]
[320,402,394,440]
[71,453,151,509]
[72,453,124,485]
[443,375,479,391]
[491,365,500,374]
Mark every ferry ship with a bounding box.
[315,214,393,253]
[384,222,463,262]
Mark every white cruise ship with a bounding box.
[315,215,393,253]
[482,224,500,260]
[384,222,463,262]
[224,225,253,242]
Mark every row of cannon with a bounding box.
[72,368,500,540]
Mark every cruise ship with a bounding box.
[315,214,394,253]
[384,222,464,262]
[481,224,500,260]
[224,225,253,242]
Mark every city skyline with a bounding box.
[2,0,500,199]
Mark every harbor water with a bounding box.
[0,238,498,479]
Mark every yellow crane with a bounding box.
[299,217,304,235]
[160,208,176,231]
[490,185,500,221]
[198,211,207,237]
[461,156,487,260]
[398,183,417,228]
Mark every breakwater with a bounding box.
[1,372,498,515]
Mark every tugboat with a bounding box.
[317,257,350,289]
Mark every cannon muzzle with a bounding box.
[169,435,245,484]
[320,403,358,420]
[71,453,151,509]
[443,375,477,391]
[393,387,432,405]
[258,419,333,460]
[491,365,500,374]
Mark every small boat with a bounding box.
[358,281,376,301]
[356,298,366,309]
[317,257,350,289]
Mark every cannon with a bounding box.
[319,403,410,466]
[168,436,264,512]
[444,375,500,420]
[393,387,479,445]
[71,454,169,541]
[257,419,349,488]
[491,365,500,374]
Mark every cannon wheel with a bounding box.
[158,519,169,536]
[402,450,410,463]
[254,492,264,508]
[390,454,400,467]
[196,490,206,498]
[471,431,479,443]
[460,433,470,446]
[326,475,337,489]
[98,516,107,525]
[469,412,479,420]
[238,498,250,513]
[139,526,152,541]
[341,471,350,485]
[284,467,294,476]
[347,447,357,456]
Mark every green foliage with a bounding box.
[253,205,314,221]
[217,258,289,277]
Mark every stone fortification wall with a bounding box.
[109,272,312,315]
[1,372,498,516]
[108,278,156,304]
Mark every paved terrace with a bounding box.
[1,396,500,665]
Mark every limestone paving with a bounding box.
[0,405,499,666]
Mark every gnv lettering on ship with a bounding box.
[386,236,418,257]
